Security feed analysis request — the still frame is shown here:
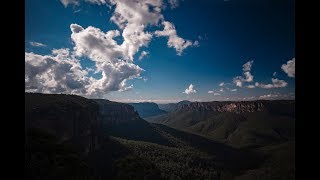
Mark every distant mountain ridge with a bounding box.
[158,100,191,112]
[177,100,294,115]
[152,100,295,149]
[128,102,167,118]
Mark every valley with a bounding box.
[25,93,295,180]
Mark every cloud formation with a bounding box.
[255,78,288,89]
[30,41,46,47]
[208,89,222,95]
[70,24,124,63]
[273,72,277,76]
[85,0,107,5]
[25,49,90,94]
[61,0,197,57]
[109,0,163,60]
[233,60,254,87]
[139,51,149,60]
[183,84,197,94]
[259,94,279,99]
[259,93,294,100]
[242,60,253,72]
[155,21,197,55]
[60,0,80,7]
[27,0,198,97]
[246,85,255,89]
[60,0,107,7]
[281,58,295,77]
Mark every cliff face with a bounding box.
[94,99,170,145]
[128,102,167,118]
[94,99,142,124]
[178,101,265,113]
[25,93,102,154]
[178,100,294,115]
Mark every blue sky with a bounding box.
[25,0,295,103]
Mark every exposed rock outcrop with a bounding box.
[94,99,142,124]
[178,100,294,115]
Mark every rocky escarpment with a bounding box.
[178,100,294,115]
[128,102,167,118]
[178,101,265,113]
[94,99,142,124]
[94,99,170,145]
[25,93,102,154]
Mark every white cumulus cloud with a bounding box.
[233,60,254,87]
[69,23,144,96]
[31,0,198,98]
[183,84,197,94]
[243,71,253,82]
[70,24,124,62]
[281,58,295,78]
[233,77,243,87]
[155,21,197,55]
[108,0,162,60]
[25,49,90,95]
[255,78,288,89]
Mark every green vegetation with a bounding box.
[112,155,161,180]
[25,128,91,179]
[25,93,294,179]
[152,107,294,149]
[112,137,224,180]
[151,100,295,179]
